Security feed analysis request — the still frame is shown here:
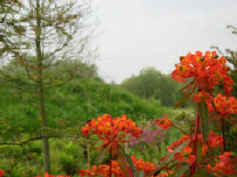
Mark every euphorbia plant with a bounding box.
[79,51,237,177]
[154,51,237,177]
[80,114,158,177]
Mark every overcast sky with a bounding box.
[94,0,237,83]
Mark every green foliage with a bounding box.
[0,76,172,175]
[121,67,181,107]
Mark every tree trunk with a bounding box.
[35,0,51,173]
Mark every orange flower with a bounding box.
[172,51,233,95]
[131,155,156,174]
[208,131,224,148]
[214,93,237,116]
[79,157,156,177]
[81,114,142,150]
[207,152,236,176]
[35,173,70,177]
[155,114,172,130]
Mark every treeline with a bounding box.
[121,67,181,107]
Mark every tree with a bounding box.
[121,67,180,107]
[0,0,94,172]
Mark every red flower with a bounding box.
[81,114,142,150]
[214,93,237,116]
[131,155,156,174]
[79,157,156,177]
[0,170,4,177]
[207,152,236,176]
[172,51,233,95]
[35,173,70,177]
[208,131,224,148]
[155,114,172,130]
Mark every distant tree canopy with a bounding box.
[121,67,180,107]
[0,58,101,87]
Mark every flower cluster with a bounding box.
[172,51,233,95]
[207,152,237,176]
[172,51,235,114]
[155,114,172,130]
[131,155,156,175]
[79,161,124,177]
[208,131,224,148]
[78,156,156,177]
[161,131,226,174]
[36,173,70,177]
[155,50,237,177]
[81,114,142,150]
[214,93,237,116]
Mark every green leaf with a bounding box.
[119,148,136,175]
[96,145,110,164]
[117,155,134,177]
[172,164,189,177]
[136,171,144,177]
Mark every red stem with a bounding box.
[190,112,200,177]
[110,148,112,177]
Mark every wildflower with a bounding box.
[79,157,156,177]
[214,94,237,116]
[131,155,156,174]
[81,114,142,150]
[207,152,236,176]
[0,170,4,177]
[155,114,172,130]
[172,51,233,95]
[208,131,224,148]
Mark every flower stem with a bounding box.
[190,111,200,177]
[110,148,112,177]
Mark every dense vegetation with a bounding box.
[0,1,236,177]
[0,60,178,176]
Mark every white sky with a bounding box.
[93,0,237,83]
